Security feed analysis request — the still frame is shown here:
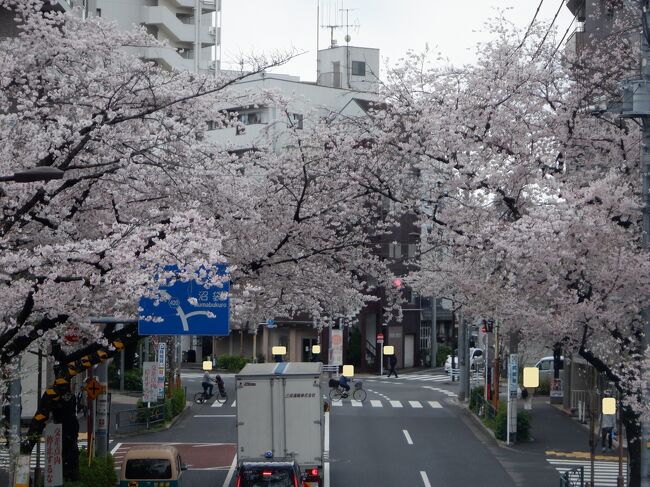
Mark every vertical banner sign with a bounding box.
[330,330,343,366]
[509,354,518,398]
[158,343,166,399]
[142,362,158,403]
[44,423,63,487]
[13,454,31,487]
[96,393,108,444]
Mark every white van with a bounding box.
[535,355,564,380]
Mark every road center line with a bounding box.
[402,429,413,445]
[222,452,238,487]
[420,471,432,487]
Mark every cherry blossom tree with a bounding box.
[367,10,650,484]
[0,0,397,394]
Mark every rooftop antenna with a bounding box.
[339,7,359,88]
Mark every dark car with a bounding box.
[236,461,302,487]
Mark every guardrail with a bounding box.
[559,465,584,487]
[115,403,166,434]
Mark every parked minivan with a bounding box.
[535,355,564,380]
[119,445,187,487]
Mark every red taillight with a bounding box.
[310,468,318,476]
[294,474,299,487]
[262,470,273,477]
[236,474,241,487]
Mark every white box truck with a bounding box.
[235,362,324,486]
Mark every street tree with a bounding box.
[367,11,650,484]
[0,0,396,413]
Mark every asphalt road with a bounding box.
[109,371,533,487]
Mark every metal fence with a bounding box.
[559,466,584,487]
[115,403,166,434]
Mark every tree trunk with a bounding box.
[622,404,641,487]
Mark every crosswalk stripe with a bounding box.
[332,400,342,406]
[409,401,423,408]
[546,458,627,486]
[351,400,363,407]
[230,400,236,408]
[389,400,403,408]
[211,400,224,407]
[370,400,382,408]
[428,401,443,408]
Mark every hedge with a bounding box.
[218,355,249,372]
[63,449,116,487]
[436,345,453,367]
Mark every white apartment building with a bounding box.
[89,0,221,74]
[205,44,382,364]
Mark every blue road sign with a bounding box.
[138,264,230,336]
[266,319,276,328]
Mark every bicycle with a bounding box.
[193,388,228,405]
[194,374,228,405]
[329,380,366,402]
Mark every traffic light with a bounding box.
[481,319,494,333]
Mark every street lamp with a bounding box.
[0,167,64,183]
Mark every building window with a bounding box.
[176,13,195,24]
[332,61,341,88]
[96,8,101,16]
[288,113,303,129]
[351,61,366,76]
[206,121,219,131]
[388,243,402,259]
[407,243,417,259]
[420,321,431,354]
[238,111,262,125]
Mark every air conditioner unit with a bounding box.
[208,26,217,36]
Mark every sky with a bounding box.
[220,0,574,82]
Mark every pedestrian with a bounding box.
[601,411,616,451]
[387,354,398,378]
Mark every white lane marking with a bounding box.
[409,401,423,408]
[428,401,443,409]
[332,400,342,406]
[211,400,224,408]
[193,415,237,418]
[324,411,330,487]
[420,471,432,487]
[402,430,413,445]
[230,400,237,408]
[222,453,238,487]
[370,400,382,408]
[351,400,363,407]
[110,442,122,455]
[389,401,403,408]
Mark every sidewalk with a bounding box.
[483,395,624,487]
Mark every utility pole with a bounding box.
[430,295,437,369]
[458,311,468,401]
[9,358,21,485]
[619,5,650,485]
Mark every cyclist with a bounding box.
[202,370,214,398]
[338,375,350,393]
